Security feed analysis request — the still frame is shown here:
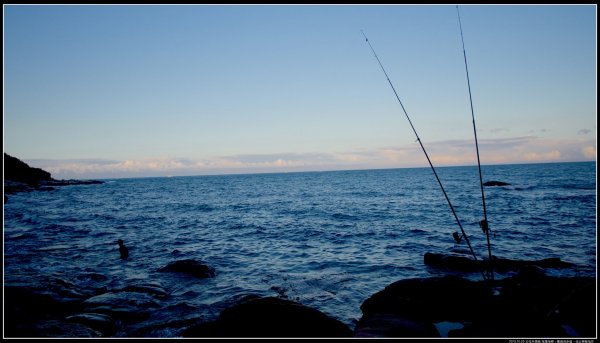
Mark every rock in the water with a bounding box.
[423,252,574,273]
[158,259,215,279]
[483,181,510,186]
[183,296,353,337]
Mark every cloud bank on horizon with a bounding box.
[26,136,596,179]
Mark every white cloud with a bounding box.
[582,145,596,159]
[25,136,596,179]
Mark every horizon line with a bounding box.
[37,159,595,181]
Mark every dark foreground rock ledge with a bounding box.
[183,296,353,338]
[356,269,596,338]
[5,270,595,338]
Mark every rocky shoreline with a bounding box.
[4,261,596,338]
[3,153,104,198]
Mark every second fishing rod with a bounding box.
[361,30,488,281]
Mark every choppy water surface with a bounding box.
[3,162,596,336]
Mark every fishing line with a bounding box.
[456,5,494,281]
[361,30,485,279]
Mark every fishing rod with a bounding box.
[361,30,486,280]
[456,5,494,281]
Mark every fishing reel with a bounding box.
[480,219,496,238]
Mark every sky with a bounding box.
[3,4,597,179]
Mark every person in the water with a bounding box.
[118,239,129,259]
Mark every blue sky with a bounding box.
[4,5,596,179]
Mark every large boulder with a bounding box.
[356,273,595,338]
[158,259,215,279]
[183,296,353,338]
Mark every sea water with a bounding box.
[3,162,596,336]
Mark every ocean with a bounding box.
[3,161,596,337]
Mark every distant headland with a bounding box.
[4,153,103,196]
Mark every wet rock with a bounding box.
[4,180,37,194]
[483,181,510,186]
[4,286,94,337]
[82,291,160,321]
[424,252,574,273]
[121,283,169,298]
[65,313,116,336]
[357,274,595,338]
[354,314,440,337]
[424,252,480,272]
[158,259,215,279]
[360,276,491,323]
[75,273,109,295]
[23,320,102,337]
[550,281,596,337]
[4,286,63,319]
[183,296,353,337]
[128,303,203,338]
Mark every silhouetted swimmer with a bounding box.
[452,231,462,244]
[118,239,129,259]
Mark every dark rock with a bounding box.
[360,275,491,323]
[4,153,52,184]
[42,276,97,305]
[4,286,63,317]
[357,274,595,338]
[18,320,102,338]
[424,252,480,272]
[76,272,109,282]
[3,153,104,195]
[121,284,169,298]
[550,281,596,337]
[424,252,574,273]
[158,259,215,279]
[45,179,104,186]
[4,286,92,337]
[4,180,37,194]
[354,314,440,337]
[483,181,510,186]
[65,313,116,336]
[82,291,160,321]
[448,318,568,337]
[183,296,353,337]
